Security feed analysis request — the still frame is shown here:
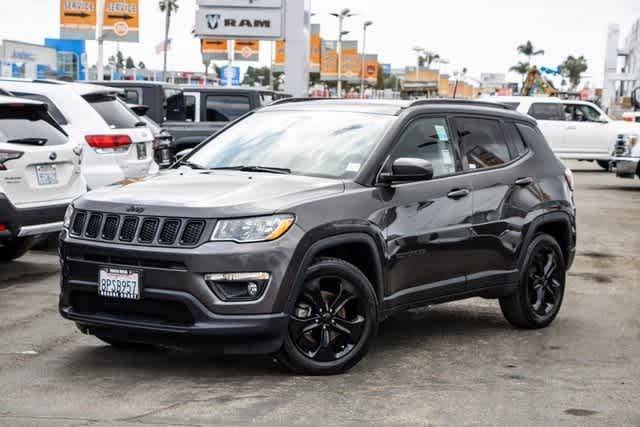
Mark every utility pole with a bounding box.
[96,0,105,81]
[360,21,372,99]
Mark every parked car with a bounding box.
[486,96,640,169]
[128,104,174,168]
[0,79,158,189]
[89,80,186,125]
[165,87,292,156]
[59,98,576,374]
[0,95,86,261]
[613,133,640,180]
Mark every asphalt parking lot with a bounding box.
[0,161,638,426]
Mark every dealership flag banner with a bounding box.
[156,38,172,54]
[273,24,320,73]
[364,54,379,84]
[201,39,228,62]
[340,40,360,82]
[234,40,260,61]
[60,0,97,40]
[320,40,338,81]
[102,0,140,42]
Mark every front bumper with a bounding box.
[0,194,68,241]
[59,226,305,353]
[614,157,639,179]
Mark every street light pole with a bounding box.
[331,9,352,98]
[360,21,372,99]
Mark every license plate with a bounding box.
[35,164,58,186]
[98,268,141,300]
[136,143,147,160]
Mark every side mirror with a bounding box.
[129,104,150,117]
[175,148,193,163]
[379,158,434,184]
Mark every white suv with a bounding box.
[0,79,158,189]
[0,96,86,261]
[486,96,640,169]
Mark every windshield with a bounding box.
[187,110,395,179]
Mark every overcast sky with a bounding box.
[1,0,639,86]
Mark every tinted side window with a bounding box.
[185,95,196,121]
[123,89,139,104]
[456,117,510,169]
[565,104,604,122]
[388,117,458,178]
[0,107,67,146]
[83,94,139,129]
[528,103,565,121]
[11,92,67,125]
[504,123,528,157]
[205,95,251,122]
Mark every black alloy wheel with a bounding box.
[278,257,377,375]
[289,275,366,362]
[500,234,566,329]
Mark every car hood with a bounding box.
[76,168,345,218]
[609,120,640,134]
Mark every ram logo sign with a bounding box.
[195,7,283,40]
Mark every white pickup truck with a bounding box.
[487,96,640,169]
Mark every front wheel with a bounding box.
[277,257,378,375]
[0,237,35,262]
[499,234,566,329]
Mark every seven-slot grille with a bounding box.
[70,211,208,247]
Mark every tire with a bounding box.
[596,160,610,170]
[277,257,378,375]
[500,233,566,329]
[0,237,35,262]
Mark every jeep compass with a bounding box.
[59,99,576,374]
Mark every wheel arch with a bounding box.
[521,211,575,270]
[282,231,385,315]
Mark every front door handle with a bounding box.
[447,188,470,199]
[567,126,577,130]
[515,177,534,186]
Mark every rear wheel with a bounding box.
[596,160,610,170]
[499,234,566,329]
[277,257,378,375]
[0,237,35,262]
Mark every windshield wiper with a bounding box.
[211,165,291,174]
[180,161,207,170]
[7,138,47,146]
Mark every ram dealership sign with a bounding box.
[194,0,284,40]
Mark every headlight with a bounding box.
[211,214,295,243]
[63,204,74,229]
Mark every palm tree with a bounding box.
[510,61,530,82]
[159,0,179,81]
[517,40,545,64]
[559,55,588,90]
[418,52,440,69]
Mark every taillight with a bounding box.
[0,150,23,170]
[0,223,7,232]
[85,135,132,152]
[564,168,575,192]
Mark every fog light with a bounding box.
[204,272,270,301]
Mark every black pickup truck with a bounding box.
[89,81,290,158]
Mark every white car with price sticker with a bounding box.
[0,79,158,189]
[0,96,86,261]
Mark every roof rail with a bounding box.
[268,97,330,106]
[408,98,512,110]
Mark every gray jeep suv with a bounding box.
[59,99,576,374]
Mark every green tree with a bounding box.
[517,40,545,64]
[558,55,588,90]
[418,52,440,69]
[242,66,271,87]
[159,0,179,81]
[125,56,136,69]
[510,61,530,82]
[116,50,124,72]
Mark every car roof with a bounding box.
[485,96,595,106]
[88,80,183,90]
[0,78,122,96]
[0,94,43,106]
[262,98,536,123]
[180,85,286,94]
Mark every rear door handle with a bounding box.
[515,177,534,186]
[447,188,470,199]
